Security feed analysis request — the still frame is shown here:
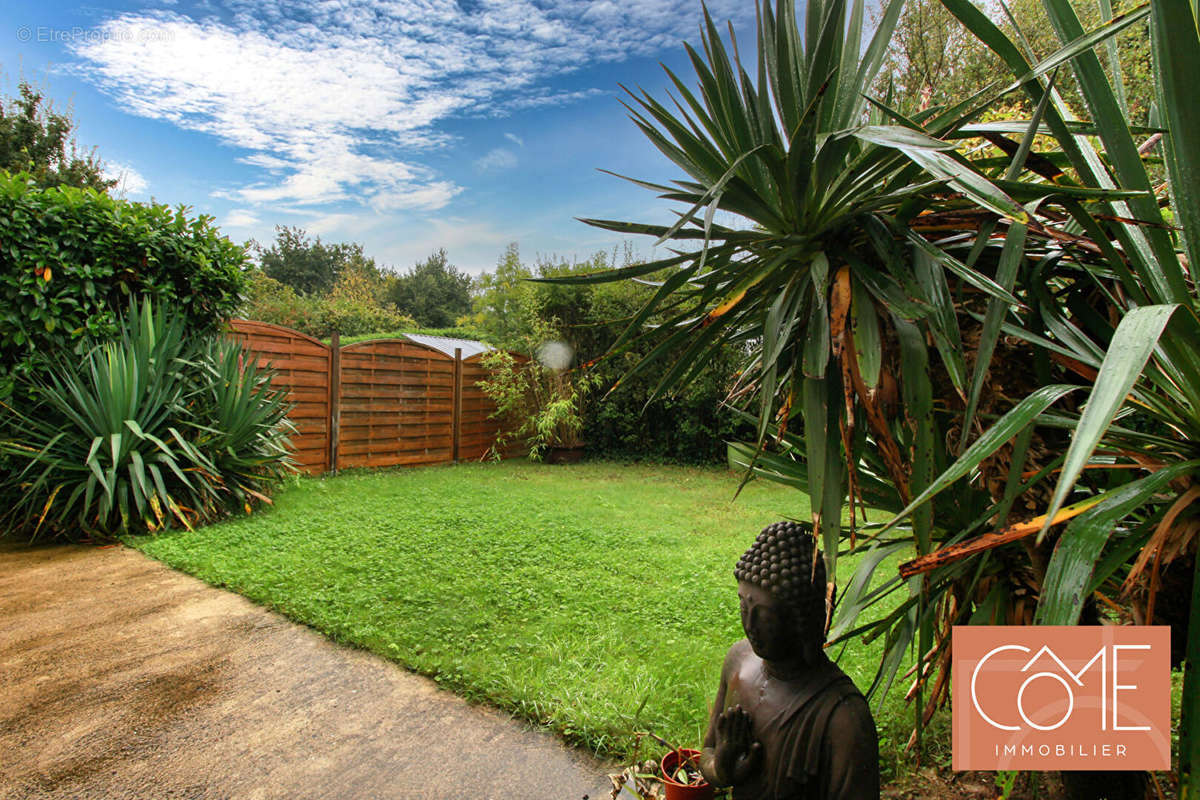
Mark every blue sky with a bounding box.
[2,0,763,276]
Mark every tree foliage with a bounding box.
[0,82,115,192]
[1006,0,1154,123]
[469,244,750,464]
[470,243,536,346]
[386,248,473,328]
[875,0,999,111]
[877,0,1154,123]
[0,172,247,392]
[244,227,429,338]
[256,226,370,295]
[239,267,417,340]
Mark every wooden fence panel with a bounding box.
[228,320,332,474]
[337,339,456,469]
[227,321,523,473]
[458,355,499,461]
[459,353,526,460]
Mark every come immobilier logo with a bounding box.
[952,626,1171,771]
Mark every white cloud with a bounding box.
[504,132,524,147]
[506,87,607,110]
[474,148,518,172]
[222,209,261,228]
[304,212,381,238]
[238,153,290,171]
[103,161,149,195]
[370,182,461,211]
[70,1,755,214]
[382,217,519,275]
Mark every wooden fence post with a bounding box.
[328,331,341,475]
[452,348,463,463]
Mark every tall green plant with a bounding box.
[571,0,1018,582]
[1,299,294,539]
[478,320,602,460]
[565,0,1173,758]
[870,0,1200,789]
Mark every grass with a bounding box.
[129,460,915,774]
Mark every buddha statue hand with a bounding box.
[709,704,762,786]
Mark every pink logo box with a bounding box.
[952,625,1171,771]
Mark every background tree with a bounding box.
[239,254,418,339]
[255,226,368,295]
[875,0,998,111]
[386,248,472,328]
[469,244,749,464]
[1000,0,1153,124]
[877,0,1153,123]
[468,243,536,346]
[0,81,115,191]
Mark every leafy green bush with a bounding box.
[587,346,751,464]
[0,171,247,389]
[237,269,313,331]
[240,268,417,339]
[469,245,748,464]
[0,299,293,541]
[478,338,603,460]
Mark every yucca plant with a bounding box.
[571,0,1031,585]
[754,0,1198,789]
[191,335,296,514]
[889,0,1200,792]
[0,298,294,539]
[562,0,1176,766]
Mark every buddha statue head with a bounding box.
[733,521,826,666]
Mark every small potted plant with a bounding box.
[607,734,716,800]
[659,748,715,800]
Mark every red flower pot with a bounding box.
[660,748,715,800]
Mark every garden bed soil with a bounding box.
[0,542,610,800]
[884,765,1168,800]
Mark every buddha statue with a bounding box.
[698,521,880,800]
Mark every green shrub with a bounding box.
[0,299,293,541]
[0,171,247,388]
[587,346,752,464]
[478,344,603,459]
[240,268,417,339]
[321,266,417,337]
[469,246,749,464]
[237,269,314,332]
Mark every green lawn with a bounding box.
[130,460,914,773]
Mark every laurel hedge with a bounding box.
[0,171,247,396]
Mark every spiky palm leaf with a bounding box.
[0,299,294,539]
[566,0,1178,753]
